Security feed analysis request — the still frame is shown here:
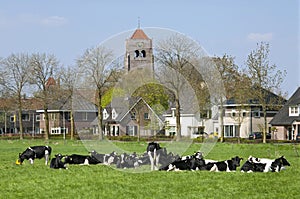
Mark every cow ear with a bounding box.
[19,153,21,157]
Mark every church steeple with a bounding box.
[124,27,154,74]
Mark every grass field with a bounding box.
[0,139,299,199]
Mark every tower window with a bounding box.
[134,50,139,58]
[141,50,146,57]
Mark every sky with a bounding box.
[0,0,299,97]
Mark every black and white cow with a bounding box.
[50,153,68,169]
[89,150,119,165]
[116,152,140,169]
[248,156,291,172]
[17,146,52,165]
[241,156,265,173]
[147,142,164,170]
[204,156,243,172]
[160,151,205,171]
[64,154,92,165]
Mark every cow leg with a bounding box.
[29,158,34,164]
[148,151,154,171]
[155,154,160,170]
[45,150,50,165]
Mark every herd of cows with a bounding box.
[15,142,291,173]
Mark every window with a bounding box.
[289,106,299,116]
[231,111,236,117]
[134,50,139,58]
[141,50,146,57]
[126,126,137,136]
[50,113,57,121]
[224,125,239,137]
[103,109,109,120]
[22,114,30,121]
[253,110,260,118]
[36,114,40,121]
[83,112,88,121]
[144,112,149,120]
[131,112,136,120]
[112,109,117,120]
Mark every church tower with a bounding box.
[124,28,154,74]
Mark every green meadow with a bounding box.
[0,139,299,199]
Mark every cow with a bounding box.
[116,152,140,169]
[64,154,92,165]
[147,142,164,170]
[17,146,52,165]
[241,156,264,173]
[160,151,205,171]
[50,154,68,169]
[204,156,243,172]
[257,156,290,172]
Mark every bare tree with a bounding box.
[59,66,77,140]
[0,53,31,139]
[213,55,239,142]
[76,46,121,140]
[246,42,286,143]
[30,53,59,140]
[155,35,204,140]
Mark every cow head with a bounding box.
[231,156,243,167]
[279,156,290,166]
[248,156,260,163]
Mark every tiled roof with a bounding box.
[130,29,149,39]
[270,87,300,125]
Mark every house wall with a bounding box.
[273,126,287,140]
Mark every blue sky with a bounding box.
[0,0,299,97]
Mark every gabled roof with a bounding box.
[130,29,149,39]
[37,91,97,112]
[224,87,286,107]
[270,87,300,125]
[93,97,164,125]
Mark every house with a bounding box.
[220,90,286,139]
[270,87,300,140]
[95,97,164,137]
[37,92,98,135]
[0,98,42,135]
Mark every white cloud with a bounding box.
[40,16,68,26]
[0,14,67,28]
[247,33,273,42]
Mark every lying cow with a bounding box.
[204,156,243,172]
[255,156,290,172]
[64,154,93,165]
[116,152,140,169]
[241,156,265,173]
[17,145,52,165]
[50,154,68,169]
[160,151,205,171]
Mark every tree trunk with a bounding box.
[18,109,23,140]
[44,109,50,140]
[98,105,103,140]
[263,105,267,144]
[70,111,75,140]
[175,96,181,141]
[219,105,225,142]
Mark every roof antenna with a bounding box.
[138,17,140,29]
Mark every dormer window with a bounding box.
[103,109,109,120]
[112,109,118,120]
[289,106,299,116]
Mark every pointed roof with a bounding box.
[270,87,300,125]
[130,29,149,39]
